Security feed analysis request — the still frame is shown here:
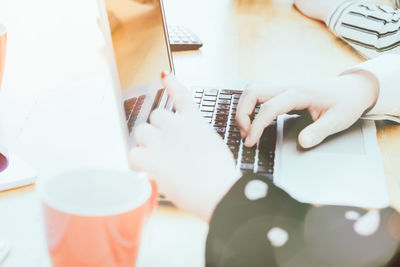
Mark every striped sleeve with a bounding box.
[327,1,400,58]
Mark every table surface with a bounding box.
[0,0,399,266]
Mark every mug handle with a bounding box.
[145,179,158,221]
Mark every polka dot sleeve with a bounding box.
[206,172,400,267]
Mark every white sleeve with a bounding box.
[341,54,400,123]
[326,1,400,59]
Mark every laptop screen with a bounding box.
[104,0,173,146]
[106,0,171,90]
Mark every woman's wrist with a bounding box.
[204,170,242,222]
[341,70,380,112]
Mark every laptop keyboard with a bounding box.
[123,89,276,181]
[193,88,276,179]
[124,95,146,133]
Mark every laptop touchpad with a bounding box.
[283,115,366,155]
[275,114,389,208]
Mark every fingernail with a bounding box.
[161,70,170,79]
[301,134,314,148]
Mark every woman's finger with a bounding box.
[245,90,310,147]
[298,107,358,148]
[236,83,287,138]
[236,88,259,138]
[161,73,197,114]
[149,108,176,129]
[134,122,159,147]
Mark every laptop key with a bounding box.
[230,120,238,127]
[228,145,239,152]
[214,121,227,128]
[243,147,256,157]
[216,109,229,116]
[242,156,255,164]
[233,94,241,100]
[227,138,240,146]
[268,151,275,160]
[221,89,241,94]
[203,96,217,102]
[257,165,273,174]
[219,90,231,95]
[201,106,214,112]
[215,115,228,122]
[240,163,254,171]
[205,89,218,96]
[258,156,269,165]
[228,132,240,139]
[218,94,232,100]
[217,99,231,105]
[258,155,274,168]
[214,127,226,134]
[201,111,214,118]
[202,101,216,107]
[216,105,230,110]
[229,126,240,133]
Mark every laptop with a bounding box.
[98,0,390,208]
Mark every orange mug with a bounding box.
[37,169,158,267]
[0,24,7,172]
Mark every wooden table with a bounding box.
[0,0,399,266]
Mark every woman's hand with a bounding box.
[130,74,240,222]
[236,71,379,148]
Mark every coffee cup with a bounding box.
[37,169,158,267]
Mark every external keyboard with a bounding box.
[168,25,203,51]
[193,88,276,179]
